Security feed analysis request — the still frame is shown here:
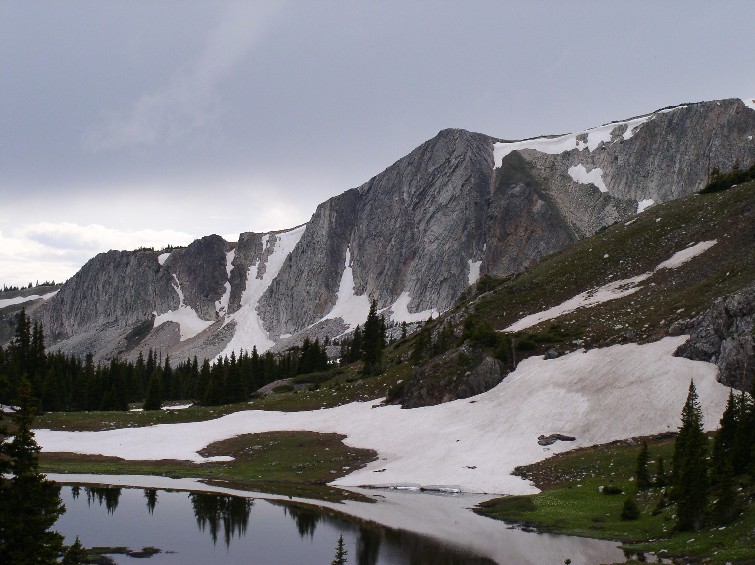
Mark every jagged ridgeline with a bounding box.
[6,97,755,365]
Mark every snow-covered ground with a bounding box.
[568,164,607,193]
[37,335,729,495]
[504,240,717,333]
[0,290,58,309]
[388,291,439,324]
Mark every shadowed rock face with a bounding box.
[30,98,755,362]
[674,284,755,392]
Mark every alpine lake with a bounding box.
[49,474,627,565]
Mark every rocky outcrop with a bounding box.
[672,284,755,391]
[399,347,505,408]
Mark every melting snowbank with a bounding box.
[218,225,306,357]
[153,274,213,341]
[505,240,717,333]
[37,336,729,495]
[321,248,372,331]
[0,290,58,309]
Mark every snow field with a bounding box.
[321,247,372,331]
[568,164,608,193]
[388,291,439,324]
[0,290,58,309]
[36,335,729,496]
[152,275,212,341]
[468,259,482,286]
[492,110,672,168]
[217,225,306,358]
[637,198,655,213]
[505,240,717,333]
[742,96,755,111]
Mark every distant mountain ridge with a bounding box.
[11,97,755,363]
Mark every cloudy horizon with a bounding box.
[2,1,754,287]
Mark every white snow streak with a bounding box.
[505,240,717,332]
[321,248,372,331]
[36,336,730,495]
[389,291,439,324]
[742,96,755,111]
[493,107,690,168]
[637,199,655,213]
[568,164,608,193]
[0,290,58,309]
[153,274,213,341]
[467,259,482,286]
[217,225,306,358]
[157,252,170,266]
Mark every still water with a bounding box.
[54,485,495,564]
[51,477,627,565]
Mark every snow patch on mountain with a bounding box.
[153,274,213,341]
[505,240,717,332]
[0,290,58,309]
[217,225,306,358]
[321,248,372,331]
[468,259,482,286]
[637,199,655,213]
[36,336,730,495]
[214,249,235,317]
[157,252,170,266]
[491,106,693,168]
[568,164,608,193]
[389,291,439,324]
[742,96,755,111]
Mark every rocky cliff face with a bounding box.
[673,284,755,392]
[29,97,755,362]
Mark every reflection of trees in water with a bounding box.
[283,504,320,539]
[144,489,158,514]
[84,486,121,514]
[189,493,254,547]
[70,485,81,500]
[356,525,381,565]
[382,527,496,565]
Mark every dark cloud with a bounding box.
[1,0,754,286]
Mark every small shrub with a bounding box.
[621,496,641,521]
[602,485,623,495]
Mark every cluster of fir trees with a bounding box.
[337,300,388,375]
[701,160,755,194]
[0,309,339,411]
[634,381,755,531]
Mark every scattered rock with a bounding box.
[538,433,577,446]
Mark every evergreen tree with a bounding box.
[331,533,348,565]
[711,390,739,481]
[654,456,667,488]
[61,536,87,565]
[635,440,652,489]
[620,496,640,521]
[0,380,65,563]
[143,369,162,411]
[362,300,383,376]
[672,380,709,531]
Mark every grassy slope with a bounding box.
[475,436,755,564]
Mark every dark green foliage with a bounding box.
[672,381,709,531]
[331,533,348,565]
[635,440,652,489]
[700,161,755,194]
[61,536,86,564]
[411,327,431,365]
[620,496,640,521]
[143,369,162,411]
[362,301,384,376]
[0,380,65,563]
[654,456,667,488]
[711,462,739,525]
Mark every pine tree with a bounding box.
[620,496,640,521]
[143,369,162,410]
[672,380,709,531]
[711,390,739,481]
[362,300,384,376]
[331,533,348,565]
[654,456,667,488]
[635,440,652,489]
[62,536,87,564]
[0,380,65,563]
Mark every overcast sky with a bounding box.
[2,1,754,287]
